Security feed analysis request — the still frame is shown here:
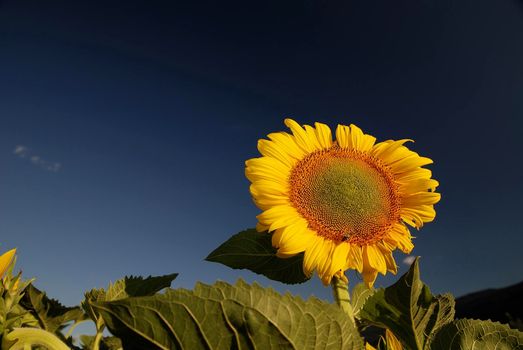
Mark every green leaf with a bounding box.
[429,319,523,349]
[0,274,39,334]
[82,287,107,329]
[351,283,375,318]
[83,274,177,330]
[105,274,179,300]
[360,257,455,350]
[80,335,123,350]
[206,229,310,284]
[20,284,86,334]
[92,279,364,350]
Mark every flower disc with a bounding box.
[289,147,400,245]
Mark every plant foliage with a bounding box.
[206,229,310,284]
[92,279,363,350]
[1,249,522,349]
[21,284,86,334]
[429,318,523,349]
[360,258,455,349]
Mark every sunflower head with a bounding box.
[245,119,440,286]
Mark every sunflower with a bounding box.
[245,119,440,286]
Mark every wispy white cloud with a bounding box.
[13,145,61,172]
[13,145,29,157]
[402,256,416,266]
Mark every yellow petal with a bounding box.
[250,180,288,196]
[386,329,403,350]
[328,242,350,279]
[284,118,317,152]
[346,244,363,272]
[272,219,312,248]
[400,205,436,227]
[251,180,288,196]
[371,139,393,156]
[398,178,439,193]
[384,226,414,253]
[335,124,351,148]
[318,241,336,284]
[275,223,315,257]
[245,157,289,185]
[303,235,326,277]
[365,343,377,350]
[395,168,432,182]
[267,132,306,160]
[380,145,415,165]
[256,222,269,232]
[379,248,398,274]
[359,134,377,152]
[245,156,291,173]
[362,269,378,288]
[362,250,380,288]
[372,139,412,159]
[256,205,302,231]
[314,122,333,149]
[390,155,433,174]
[304,125,322,150]
[349,124,376,152]
[401,192,441,207]
[257,139,296,167]
[364,245,387,274]
[0,249,16,278]
[251,191,289,210]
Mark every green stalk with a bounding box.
[64,319,87,339]
[331,276,355,323]
[93,331,104,350]
[92,318,105,350]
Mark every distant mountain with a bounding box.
[455,281,523,330]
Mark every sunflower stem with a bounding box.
[92,318,105,350]
[331,276,355,322]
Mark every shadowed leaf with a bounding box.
[206,229,310,284]
[20,284,86,334]
[360,258,455,350]
[106,273,178,300]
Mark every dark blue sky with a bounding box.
[0,0,522,307]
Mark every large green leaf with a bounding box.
[92,279,364,350]
[429,319,523,349]
[206,229,310,284]
[20,284,86,334]
[360,258,455,350]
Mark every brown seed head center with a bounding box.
[288,146,400,244]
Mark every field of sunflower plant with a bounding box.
[1,120,522,349]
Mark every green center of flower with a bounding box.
[289,147,400,244]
